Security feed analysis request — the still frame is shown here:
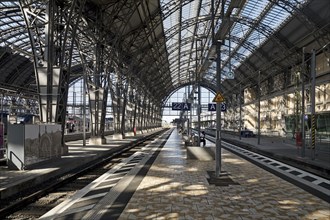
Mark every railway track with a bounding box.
[0,129,172,219]
[202,132,330,203]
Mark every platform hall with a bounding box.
[0,0,329,219]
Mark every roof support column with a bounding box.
[300,48,306,158]
[20,0,85,151]
[146,98,151,130]
[132,93,138,136]
[88,43,109,144]
[150,102,155,129]
[113,82,121,134]
[215,40,222,177]
[137,97,142,133]
[310,49,316,159]
[141,96,147,132]
[257,71,261,145]
[120,81,129,138]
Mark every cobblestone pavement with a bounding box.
[119,129,330,220]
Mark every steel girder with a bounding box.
[0,92,38,116]
[19,0,85,126]
[219,0,329,100]
[1,0,328,129]
[86,0,172,107]
[16,0,86,150]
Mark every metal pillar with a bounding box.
[83,71,87,146]
[215,40,222,177]
[239,84,242,140]
[73,91,76,117]
[212,0,223,177]
[189,84,192,136]
[120,82,129,137]
[301,48,305,157]
[196,39,201,144]
[89,44,104,139]
[257,71,261,145]
[198,80,201,144]
[133,95,138,135]
[20,1,86,152]
[310,50,316,159]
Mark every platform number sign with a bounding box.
[172,102,191,111]
[208,103,216,111]
[208,103,226,112]
[221,103,227,112]
[172,102,181,110]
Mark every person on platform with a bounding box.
[200,131,206,147]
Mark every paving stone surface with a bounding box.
[119,130,330,220]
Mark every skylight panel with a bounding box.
[163,17,172,31]
[242,0,267,20]
[9,15,22,22]
[231,23,249,39]
[1,23,11,31]
[262,4,291,31]
[0,1,18,7]
[182,1,194,20]
[200,0,210,17]
[246,31,266,47]
[181,28,191,39]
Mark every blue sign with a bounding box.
[172,102,182,110]
[172,102,191,111]
[182,103,191,111]
[208,103,226,112]
[221,103,226,112]
[208,103,216,111]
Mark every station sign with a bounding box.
[172,102,191,111]
[221,103,227,112]
[208,103,216,111]
[208,103,226,112]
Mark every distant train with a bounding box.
[66,116,113,133]
[66,116,89,133]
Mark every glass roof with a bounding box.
[160,0,308,87]
[0,0,320,102]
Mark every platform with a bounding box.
[1,128,329,219]
[117,129,329,219]
[36,128,329,219]
[0,129,161,200]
